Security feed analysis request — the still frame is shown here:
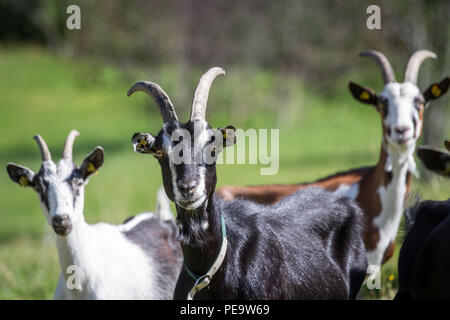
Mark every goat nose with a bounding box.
[52,214,70,225]
[177,181,196,194]
[394,126,410,135]
[52,214,72,236]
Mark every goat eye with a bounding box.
[75,179,83,187]
[71,178,83,188]
[377,99,388,113]
[154,150,164,158]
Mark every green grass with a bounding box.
[0,47,449,299]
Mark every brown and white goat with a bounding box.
[218,50,450,267]
[396,140,450,299]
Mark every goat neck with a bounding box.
[176,193,224,276]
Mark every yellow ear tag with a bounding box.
[222,132,227,140]
[137,139,148,149]
[359,91,370,101]
[87,162,97,174]
[431,85,442,97]
[19,176,28,187]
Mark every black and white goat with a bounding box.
[128,67,368,299]
[6,131,182,299]
[396,140,450,299]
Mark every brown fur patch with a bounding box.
[382,241,396,264]
[217,144,411,266]
[217,166,370,205]
[364,223,380,251]
[417,107,424,137]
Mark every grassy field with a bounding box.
[0,47,449,299]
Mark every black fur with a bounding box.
[131,75,367,300]
[134,120,367,299]
[173,187,367,299]
[396,199,450,299]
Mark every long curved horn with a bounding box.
[404,50,437,84]
[360,50,396,84]
[190,67,226,121]
[127,81,178,123]
[62,130,80,160]
[33,134,52,161]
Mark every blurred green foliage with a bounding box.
[1,0,448,145]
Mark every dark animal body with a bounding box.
[396,141,450,299]
[218,148,399,265]
[174,188,367,299]
[128,67,367,300]
[396,199,450,299]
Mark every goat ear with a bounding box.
[79,147,104,180]
[423,77,450,102]
[348,82,378,106]
[417,145,450,177]
[132,132,156,154]
[6,163,35,187]
[219,126,237,148]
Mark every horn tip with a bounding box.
[127,81,143,97]
[70,130,80,137]
[209,66,226,76]
[359,50,375,57]
[127,87,136,97]
[416,49,437,59]
[359,50,386,58]
[127,81,155,97]
[33,134,52,161]
[217,67,226,75]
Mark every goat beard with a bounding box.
[176,205,214,248]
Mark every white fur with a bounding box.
[37,160,172,300]
[361,81,423,266]
[118,212,154,233]
[366,146,412,266]
[333,183,360,200]
[381,82,422,145]
[155,186,174,220]
[54,220,159,300]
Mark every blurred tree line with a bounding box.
[0,0,449,146]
